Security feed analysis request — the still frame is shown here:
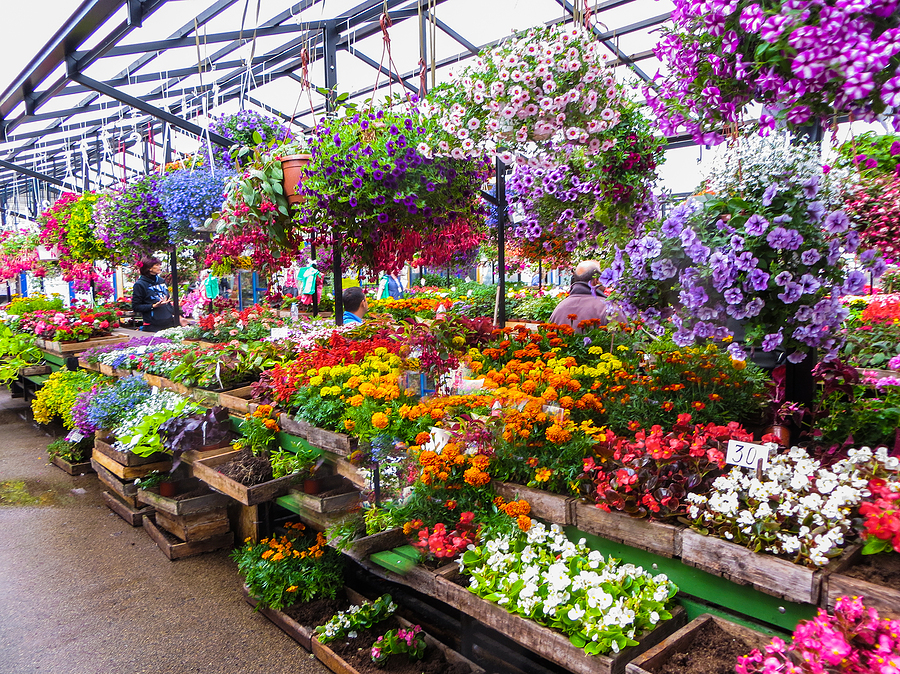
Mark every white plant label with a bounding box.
[726,440,770,470]
[270,327,291,340]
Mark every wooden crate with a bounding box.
[155,508,230,542]
[494,481,575,525]
[242,585,315,651]
[37,334,129,356]
[341,528,407,560]
[625,614,771,674]
[428,574,686,674]
[218,385,254,415]
[77,358,100,372]
[50,455,94,475]
[181,443,236,466]
[93,433,170,466]
[20,365,51,376]
[823,545,900,619]
[137,477,231,515]
[101,490,153,526]
[282,476,361,513]
[92,458,140,507]
[142,373,164,388]
[298,421,357,457]
[680,529,830,605]
[143,513,233,560]
[573,502,685,558]
[92,448,172,480]
[191,450,301,506]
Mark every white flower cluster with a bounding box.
[112,389,200,451]
[461,522,676,655]
[315,595,398,643]
[687,446,900,567]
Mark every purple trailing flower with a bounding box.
[800,248,821,265]
[762,330,783,351]
[745,214,769,236]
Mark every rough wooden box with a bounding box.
[137,477,231,516]
[278,414,358,456]
[37,333,128,356]
[242,585,316,651]
[429,574,686,674]
[154,507,230,542]
[92,448,171,480]
[681,529,833,605]
[494,481,575,525]
[143,513,233,560]
[20,364,51,376]
[823,545,900,619]
[625,613,771,674]
[218,385,254,415]
[282,475,361,513]
[93,433,170,466]
[91,458,140,507]
[573,501,685,558]
[50,455,94,475]
[340,528,407,560]
[101,490,153,526]
[191,450,301,506]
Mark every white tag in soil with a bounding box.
[270,327,291,340]
[725,440,771,470]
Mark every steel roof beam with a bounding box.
[0,159,66,188]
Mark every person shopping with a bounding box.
[132,258,175,332]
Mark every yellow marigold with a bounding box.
[258,404,273,416]
[470,454,490,471]
[371,412,389,429]
[731,358,747,370]
[344,419,356,432]
[419,450,439,466]
[546,425,572,444]
[493,496,506,508]
[264,419,278,430]
[286,585,298,593]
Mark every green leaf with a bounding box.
[861,536,890,555]
[252,130,263,145]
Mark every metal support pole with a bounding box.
[170,247,180,328]
[538,260,542,290]
[324,19,343,326]
[311,242,318,318]
[332,235,343,326]
[496,156,507,327]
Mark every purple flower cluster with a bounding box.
[209,110,292,166]
[609,173,886,362]
[648,0,900,143]
[297,107,490,273]
[81,335,171,364]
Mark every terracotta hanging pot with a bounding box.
[280,154,312,206]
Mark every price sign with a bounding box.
[270,327,291,340]
[726,440,770,470]
[66,430,85,443]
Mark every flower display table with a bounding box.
[573,502,685,559]
[37,334,129,357]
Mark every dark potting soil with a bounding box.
[282,592,351,628]
[216,448,273,486]
[843,552,900,587]
[656,621,754,674]
[326,618,469,674]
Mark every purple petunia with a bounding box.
[745,214,769,236]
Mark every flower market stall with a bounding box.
[2,0,900,673]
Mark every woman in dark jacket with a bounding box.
[132,258,175,332]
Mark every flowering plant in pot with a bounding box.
[648,0,900,144]
[298,104,490,274]
[37,192,113,273]
[156,167,230,240]
[209,109,292,167]
[106,175,171,257]
[507,103,664,253]
[606,133,886,363]
[0,230,42,281]
[425,23,628,157]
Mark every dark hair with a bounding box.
[139,258,162,277]
[343,286,365,313]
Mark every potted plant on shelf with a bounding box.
[135,469,177,497]
[158,405,237,469]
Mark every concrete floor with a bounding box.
[0,390,330,674]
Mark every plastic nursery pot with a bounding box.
[280,154,312,206]
[158,481,177,498]
[302,478,321,495]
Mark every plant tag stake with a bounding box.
[66,430,84,443]
[726,440,770,471]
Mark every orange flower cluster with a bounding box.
[257,523,326,563]
[417,442,492,488]
[495,497,533,531]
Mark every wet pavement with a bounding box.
[0,389,329,674]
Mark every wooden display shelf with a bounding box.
[50,455,93,475]
[20,364,51,376]
[823,545,900,619]
[77,358,100,372]
[101,490,153,526]
[282,475,361,513]
[680,529,838,605]
[137,477,231,516]
[338,528,407,560]
[91,448,171,480]
[218,385,254,415]
[143,513,233,560]
[625,613,771,674]
[277,414,358,456]
[573,502,685,559]
[191,450,301,506]
[154,508,230,542]
[493,481,575,525]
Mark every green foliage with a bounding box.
[232,524,343,610]
[133,470,173,490]
[270,443,321,479]
[370,626,427,664]
[0,322,43,385]
[835,132,900,179]
[421,273,452,288]
[6,295,64,315]
[46,437,92,463]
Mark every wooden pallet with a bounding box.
[101,490,153,526]
[143,514,233,560]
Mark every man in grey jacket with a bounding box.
[548,260,620,331]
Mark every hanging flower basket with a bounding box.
[36,245,58,261]
[279,153,312,206]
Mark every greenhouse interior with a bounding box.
[0,0,899,672]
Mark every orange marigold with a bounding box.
[517,515,532,531]
[372,411,389,429]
